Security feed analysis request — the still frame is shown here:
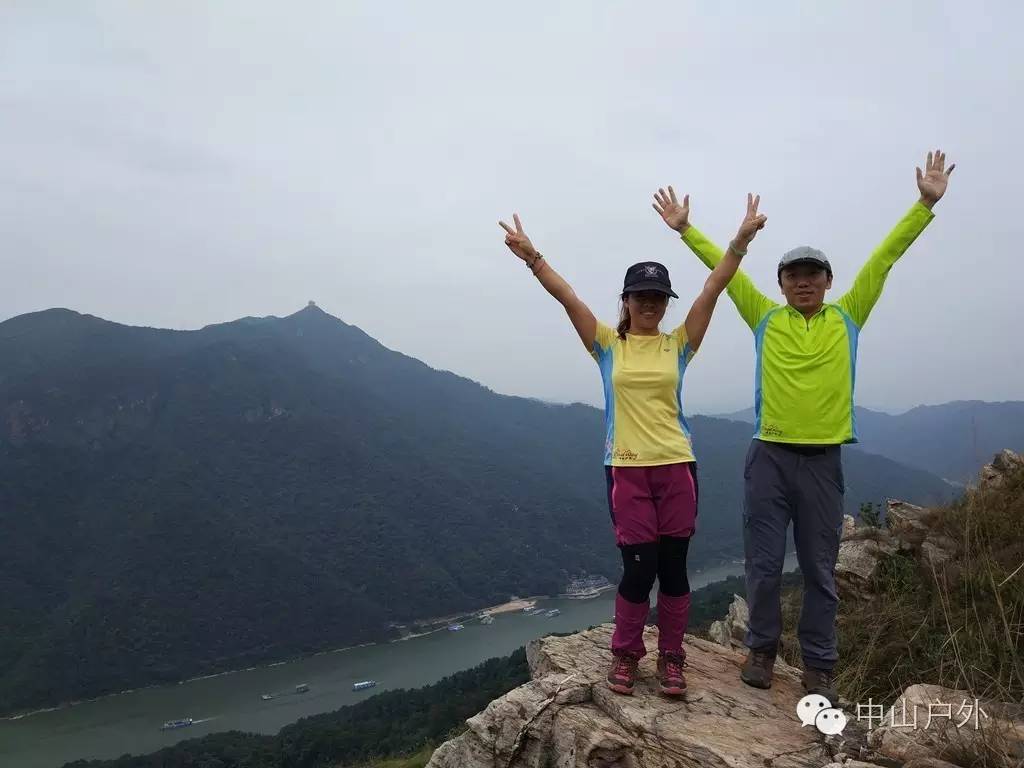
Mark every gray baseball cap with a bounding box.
[777,246,832,277]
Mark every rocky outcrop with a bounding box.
[707,593,748,650]
[428,451,1024,768]
[867,684,1024,766]
[836,499,958,601]
[835,526,899,601]
[427,624,869,768]
[885,500,934,549]
[979,449,1024,490]
[834,449,1022,603]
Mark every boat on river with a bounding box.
[160,717,194,731]
[353,680,377,691]
[260,682,309,700]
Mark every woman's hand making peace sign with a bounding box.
[498,213,540,263]
[497,211,598,350]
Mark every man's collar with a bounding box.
[785,302,827,320]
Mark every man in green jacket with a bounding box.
[652,150,955,705]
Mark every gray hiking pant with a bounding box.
[742,438,844,670]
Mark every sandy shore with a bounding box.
[480,598,538,616]
[409,596,542,629]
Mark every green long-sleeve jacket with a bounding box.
[681,201,935,444]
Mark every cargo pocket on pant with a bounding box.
[743,440,759,481]
[832,447,845,494]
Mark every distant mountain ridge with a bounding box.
[717,402,1024,483]
[0,305,953,714]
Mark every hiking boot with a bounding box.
[802,666,839,707]
[606,652,640,695]
[657,651,687,696]
[740,646,777,689]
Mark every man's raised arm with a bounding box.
[837,149,955,328]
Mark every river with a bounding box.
[0,554,798,768]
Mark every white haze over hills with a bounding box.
[1,2,1021,415]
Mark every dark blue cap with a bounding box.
[622,261,678,298]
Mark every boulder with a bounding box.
[886,500,933,550]
[867,683,1024,766]
[835,534,898,601]
[708,593,749,650]
[979,449,1023,490]
[427,624,856,768]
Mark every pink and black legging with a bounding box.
[604,461,699,659]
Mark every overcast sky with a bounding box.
[2,1,1021,414]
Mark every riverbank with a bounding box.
[481,597,539,615]
[0,641,371,723]
[0,595,544,722]
[1,554,802,768]
[1,558,776,722]
[0,588,624,768]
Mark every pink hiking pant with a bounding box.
[605,462,698,658]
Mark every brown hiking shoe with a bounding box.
[802,666,838,707]
[606,652,640,695]
[657,651,687,696]
[740,646,777,689]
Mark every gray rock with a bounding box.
[919,535,956,570]
[903,758,968,768]
[979,449,1023,490]
[428,624,834,767]
[835,535,898,600]
[886,500,933,550]
[867,683,1023,765]
[709,594,749,649]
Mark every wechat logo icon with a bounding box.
[797,694,847,735]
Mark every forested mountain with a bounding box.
[0,305,951,713]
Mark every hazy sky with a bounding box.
[2,1,1021,414]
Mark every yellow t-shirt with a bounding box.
[590,320,697,466]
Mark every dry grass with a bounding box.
[368,744,436,768]
[779,464,1024,766]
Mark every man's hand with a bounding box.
[734,193,767,249]
[652,186,690,233]
[917,149,955,209]
[498,213,540,262]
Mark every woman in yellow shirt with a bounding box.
[498,188,766,696]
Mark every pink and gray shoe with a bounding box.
[606,652,640,695]
[657,651,687,696]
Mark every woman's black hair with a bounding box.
[616,293,631,339]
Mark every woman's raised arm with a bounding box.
[677,193,767,352]
[499,213,598,351]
